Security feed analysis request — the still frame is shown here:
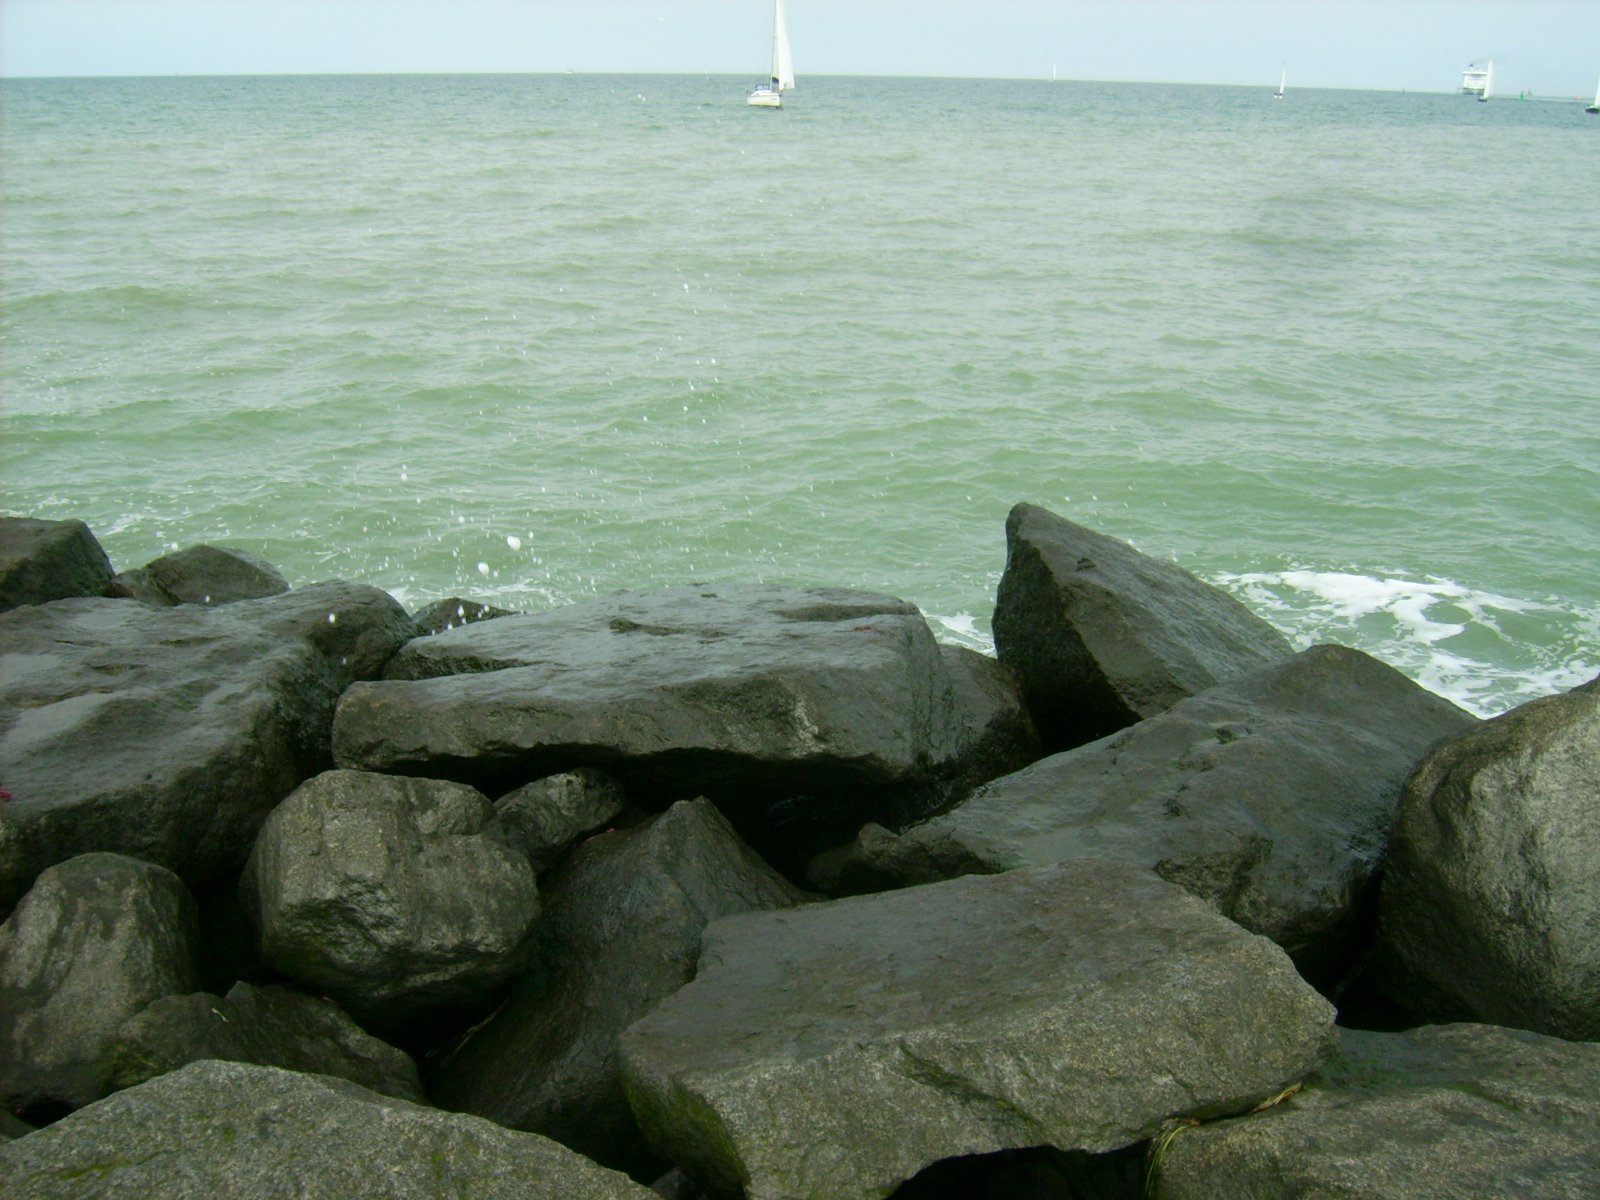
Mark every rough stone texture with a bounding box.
[108,981,424,1102]
[0,581,416,913]
[992,503,1293,750]
[1371,681,1600,1041]
[619,860,1336,1200]
[432,798,808,1178]
[411,596,518,635]
[333,585,1038,871]
[106,544,289,607]
[0,854,200,1115]
[1150,1024,1600,1200]
[240,769,540,1034]
[810,645,1476,987]
[0,517,115,614]
[492,768,631,874]
[0,1059,661,1199]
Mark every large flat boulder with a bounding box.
[619,860,1336,1200]
[993,504,1293,749]
[1150,1023,1600,1199]
[433,798,808,1178]
[240,770,540,1037]
[0,854,200,1116]
[1371,677,1600,1041]
[0,581,416,913]
[0,1059,660,1199]
[108,981,424,1103]
[813,644,1475,986]
[333,585,1038,871]
[0,517,113,613]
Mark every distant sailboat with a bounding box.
[1273,63,1285,100]
[1478,58,1494,102]
[1586,76,1599,114]
[746,0,794,109]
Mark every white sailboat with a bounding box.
[1477,58,1494,102]
[1273,63,1285,100]
[1586,76,1599,114]
[746,0,794,109]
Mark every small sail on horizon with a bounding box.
[1274,63,1286,100]
[1586,75,1599,114]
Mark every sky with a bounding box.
[3,1,1598,97]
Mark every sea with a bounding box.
[3,73,1597,718]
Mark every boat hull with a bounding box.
[746,88,782,108]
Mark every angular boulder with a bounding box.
[0,854,200,1116]
[1371,679,1600,1040]
[1149,1024,1600,1199]
[333,585,1038,871]
[0,517,114,613]
[618,860,1336,1200]
[240,770,540,1036]
[411,596,517,635]
[492,768,631,874]
[0,581,416,912]
[107,543,289,607]
[108,981,424,1103]
[993,503,1293,749]
[432,798,808,1178]
[0,1059,660,1199]
[812,645,1475,986]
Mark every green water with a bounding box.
[3,73,1596,715]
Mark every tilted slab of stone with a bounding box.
[0,581,415,912]
[0,1059,660,1199]
[241,770,540,1035]
[0,853,200,1114]
[333,585,1037,868]
[619,860,1336,1200]
[813,645,1476,986]
[0,517,114,613]
[993,503,1293,749]
[1372,676,1600,1041]
[433,798,808,1178]
[1150,1024,1600,1200]
[108,981,424,1103]
[106,543,289,607]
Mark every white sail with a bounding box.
[1274,64,1285,98]
[772,0,795,92]
[1589,76,1599,112]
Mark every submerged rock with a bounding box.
[1149,1023,1600,1199]
[106,543,290,607]
[992,503,1292,750]
[433,798,808,1178]
[0,1059,660,1199]
[0,854,200,1116]
[0,517,114,613]
[1372,677,1600,1041]
[0,581,415,913]
[333,585,1037,871]
[619,860,1335,1200]
[812,644,1475,986]
[241,770,540,1037]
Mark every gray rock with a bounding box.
[993,503,1293,749]
[618,860,1336,1200]
[240,769,540,1034]
[493,768,631,874]
[0,854,200,1114]
[0,581,415,913]
[0,517,114,613]
[108,981,424,1103]
[813,645,1475,986]
[1149,1024,1600,1200]
[333,585,1038,871]
[432,798,808,1177]
[0,1059,660,1199]
[0,1112,34,1141]
[107,543,289,607]
[1371,681,1600,1040]
[411,595,518,635]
